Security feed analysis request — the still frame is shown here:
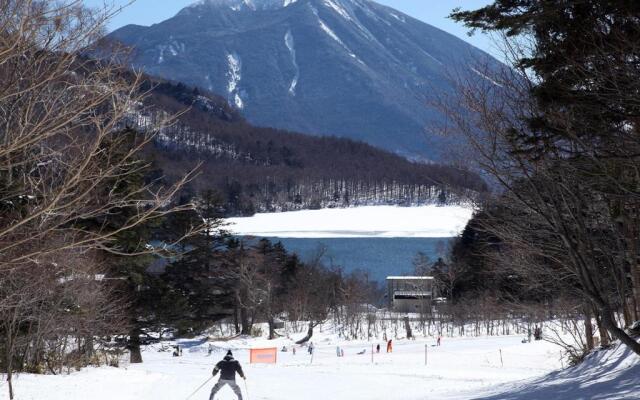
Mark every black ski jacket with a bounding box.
[213,356,245,381]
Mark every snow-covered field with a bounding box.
[225,205,474,238]
[11,327,640,400]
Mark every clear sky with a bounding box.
[84,0,496,56]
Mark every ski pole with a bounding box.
[244,378,250,400]
[186,376,214,400]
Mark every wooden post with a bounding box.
[371,344,374,364]
[499,349,503,367]
[425,344,428,366]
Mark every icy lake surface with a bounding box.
[226,205,473,238]
[226,205,474,282]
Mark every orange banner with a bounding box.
[249,347,277,364]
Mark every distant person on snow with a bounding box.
[386,339,393,353]
[376,344,380,353]
[210,350,245,400]
[437,336,441,346]
[308,341,314,355]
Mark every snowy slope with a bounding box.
[468,341,640,400]
[13,331,563,400]
[225,205,474,238]
[12,320,640,400]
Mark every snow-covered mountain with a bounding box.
[107,0,500,160]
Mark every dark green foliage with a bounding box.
[160,190,232,335]
[451,1,640,159]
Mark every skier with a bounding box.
[437,336,441,346]
[386,339,392,353]
[376,344,380,353]
[210,350,246,400]
[336,345,341,357]
[308,341,314,355]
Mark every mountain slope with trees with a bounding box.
[135,78,485,216]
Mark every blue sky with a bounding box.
[85,0,495,56]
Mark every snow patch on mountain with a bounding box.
[188,0,291,12]
[226,52,244,109]
[156,46,165,64]
[284,29,300,95]
[471,67,503,87]
[323,0,351,20]
[318,19,342,45]
[316,17,363,63]
[389,12,406,23]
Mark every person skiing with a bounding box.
[376,344,380,353]
[308,341,314,355]
[210,350,245,400]
[386,339,392,353]
[437,336,441,346]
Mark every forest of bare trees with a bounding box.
[132,80,486,215]
[0,1,201,397]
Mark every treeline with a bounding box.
[435,0,640,363]
[132,80,485,215]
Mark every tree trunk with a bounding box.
[234,303,240,334]
[296,322,315,344]
[600,310,640,355]
[7,369,13,400]
[240,306,251,335]
[268,317,275,340]
[631,259,640,322]
[128,327,143,364]
[584,307,594,351]
[404,316,413,339]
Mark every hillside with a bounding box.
[136,78,485,215]
[105,0,502,160]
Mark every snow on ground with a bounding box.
[13,329,570,400]
[13,324,640,400]
[472,341,640,400]
[225,205,474,238]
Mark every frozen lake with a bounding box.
[261,237,451,283]
[226,206,473,282]
[226,205,473,238]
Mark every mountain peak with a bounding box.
[108,0,501,160]
[184,0,302,12]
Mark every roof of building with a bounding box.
[393,290,433,296]
[386,276,434,280]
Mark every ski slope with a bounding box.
[12,328,640,399]
[12,331,571,400]
[225,205,474,238]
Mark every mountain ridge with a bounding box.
[106,0,502,160]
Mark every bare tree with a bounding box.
[0,1,197,397]
[436,47,640,355]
